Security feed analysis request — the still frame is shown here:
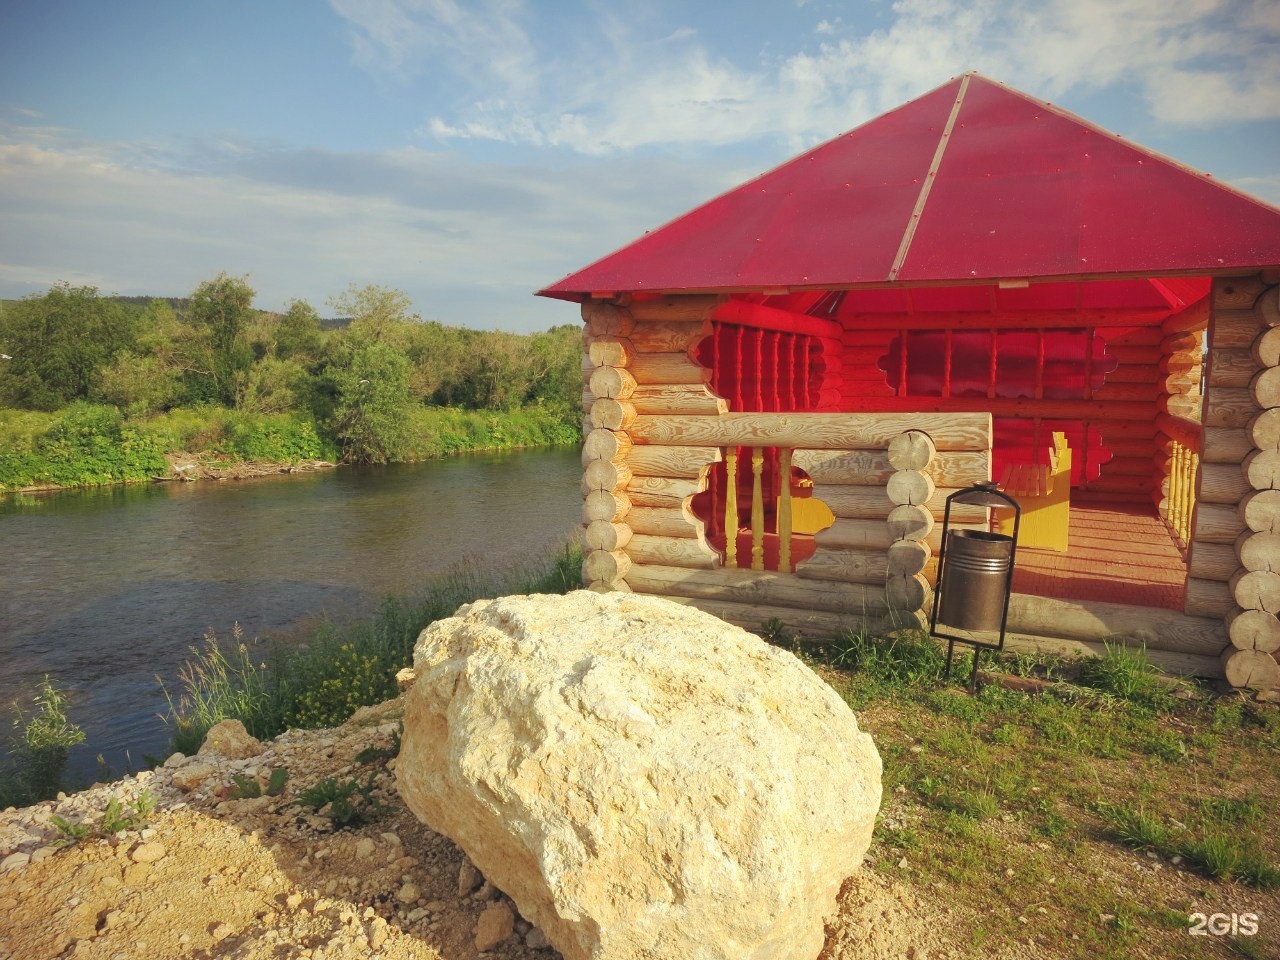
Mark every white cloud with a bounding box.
[336,0,1280,155]
[0,132,730,329]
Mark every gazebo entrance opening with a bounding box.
[705,276,1211,609]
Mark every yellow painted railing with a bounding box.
[723,445,796,572]
[1157,414,1201,551]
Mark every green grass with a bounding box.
[164,540,584,753]
[812,636,1280,958]
[0,676,86,808]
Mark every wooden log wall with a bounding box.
[1204,276,1280,690]
[580,296,722,592]
[791,428,989,630]
[579,294,997,637]
[836,318,1167,498]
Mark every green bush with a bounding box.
[0,403,167,490]
[0,677,86,809]
[164,542,583,750]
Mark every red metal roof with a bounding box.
[538,73,1280,301]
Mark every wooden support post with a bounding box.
[778,447,793,574]
[724,448,738,568]
[751,449,765,571]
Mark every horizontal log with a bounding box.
[1199,462,1251,505]
[1207,347,1259,388]
[629,353,708,385]
[791,449,989,488]
[582,549,631,585]
[588,336,633,369]
[1253,325,1280,368]
[1227,607,1280,653]
[846,396,1156,421]
[582,489,630,524]
[1195,502,1247,543]
[1220,648,1280,690]
[1162,298,1211,336]
[630,383,727,416]
[589,397,636,431]
[796,547,891,585]
[1105,455,1159,477]
[1252,367,1280,412]
[1160,353,1202,375]
[1231,569,1280,614]
[626,320,707,353]
[1260,287,1280,328]
[886,572,930,613]
[625,534,718,570]
[627,504,701,538]
[888,504,937,542]
[628,295,720,323]
[1003,593,1227,657]
[1242,489,1280,534]
[1212,308,1263,348]
[887,470,935,506]
[585,520,632,552]
[1244,450,1280,492]
[816,485,988,523]
[1109,344,1162,365]
[583,428,632,464]
[1162,369,1203,395]
[626,475,702,502]
[650,593,885,639]
[630,412,992,451]
[582,459,632,494]
[1094,383,1156,402]
[584,578,629,594]
[711,300,844,339]
[625,445,720,479]
[582,301,636,338]
[1201,388,1255,428]
[1213,276,1266,311]
[588,365,636,400]
[1163,395,1203,420]
[1249,408,1280,452]
[1184,577,1234,619]
[625,563,891,618]
[887,429,936,471]
[1238,531,1280,573]
[1188,541,1238,582]
[1106,364,1162,384]
[1203,426,1251,464]
[842,309,1168,331]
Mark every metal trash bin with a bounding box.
[936,528,1015,632]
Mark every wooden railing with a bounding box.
[722,445,799,572]
[1157,413,1202,551]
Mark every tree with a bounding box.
[274,299,324,365]
[187,273,255,406]
[324,332,415,463]
[0,284,137,410]
[327,284,418,344]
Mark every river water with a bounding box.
[0,448,583,781]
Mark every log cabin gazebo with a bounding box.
[538,73,1280,690]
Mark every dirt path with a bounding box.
[0,699,1004,960]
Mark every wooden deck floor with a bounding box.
[1009,499,1188,610]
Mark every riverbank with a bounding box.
[0,698,958,960]
[0,403,578,495]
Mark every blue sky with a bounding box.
[1,0,1277,331]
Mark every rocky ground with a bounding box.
[0,697,995,960]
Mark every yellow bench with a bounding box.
[995,432,1071,551]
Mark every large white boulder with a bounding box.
[396,591,881,960]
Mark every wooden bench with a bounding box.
[995,432,1071,551]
